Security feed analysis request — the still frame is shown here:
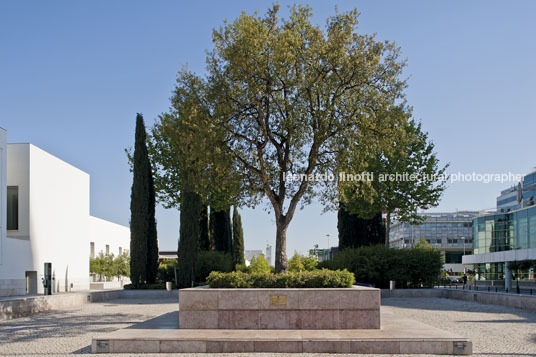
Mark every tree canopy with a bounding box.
[150,5,422,272]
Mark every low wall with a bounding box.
[0,289,179,320]
[179,287,380,330]
[381,288,536,310]
[0,293,89,320]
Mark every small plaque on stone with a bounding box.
[270,295,287,306]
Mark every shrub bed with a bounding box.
[206,269,355,288]
[318,244,442,289]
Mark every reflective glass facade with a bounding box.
[473,206,536,254]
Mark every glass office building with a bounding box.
[389,211,479,272]
[464,170,536,283]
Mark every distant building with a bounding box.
[158,251,177,262]
[389,211,479,273]
[309,247,338,262]
[464,170,536,289]
[244,249,263,266]
[265,244,272,266]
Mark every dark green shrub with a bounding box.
[157,258,178,283]
[206,269,354,288]
[195,251,233,283]
[319,244,442,288]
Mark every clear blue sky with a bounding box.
[1,1,535,258]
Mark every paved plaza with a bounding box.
[0,296,535,356]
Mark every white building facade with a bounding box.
[0,140,129,296]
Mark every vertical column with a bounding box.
[505,262,511,291]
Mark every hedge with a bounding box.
[318,244,442,289]
[195,251,233,283]
[206,269,355,288]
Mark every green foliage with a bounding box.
[288,252,318,272]
[195,251,233,283]
[341,117,449,245]
[207,269,354,288]
[177,191,201,288]
[114,252,130,278]
[90,252,130,281]
[151,5,410,273]
[319,245,442,288]
[338,206,385,249]
[157,258,178,283]
[249,254,272,273]
[232,206,245,266]
[129,113,158,286]
[212,206,232,253]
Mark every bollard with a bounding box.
[488,286,490,292]
[506,288,508,294]
[495,287,498,293]
[530,289,533,296]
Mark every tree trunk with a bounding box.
[275,215,289,273]
[385,212,391,247]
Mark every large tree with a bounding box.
[232,206,245,266]
[129,114,158,286]
[161,5,408,272]
[342,114,448,245]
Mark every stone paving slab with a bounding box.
[91,310,472,354]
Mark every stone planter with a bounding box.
[179,286,380,329]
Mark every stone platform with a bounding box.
[179,287,380,329]
[91,309,472,354]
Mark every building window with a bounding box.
[90,242,95,259]
[7,186,18,230]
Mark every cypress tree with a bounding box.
[130,113,157,287]
[177,191,201,288]
[209,206,216,251]
[232,206,245,266]
[338,205,385,249]
[146,170,159,284]
[212,206,232,253]
[199,204,210,251]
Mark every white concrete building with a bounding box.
[0,138,129,296]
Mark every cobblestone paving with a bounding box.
[0,296,535,356]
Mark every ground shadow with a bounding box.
[0,311,146,344]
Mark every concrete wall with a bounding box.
[381,288,536,310]
[0,289,178,320]
[89,216,129,258]
[29,144,91,293]
[0,143,30,296]
[0,142,130,296]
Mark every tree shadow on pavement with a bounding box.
[0,311,146,344]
